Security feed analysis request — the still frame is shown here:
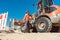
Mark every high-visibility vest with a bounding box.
[24,14,32,22]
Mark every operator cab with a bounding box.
[38,0,56,13]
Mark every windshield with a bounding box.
[38,0,53,7]
[47,0,53,6]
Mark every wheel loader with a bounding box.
[35,0,60,32]
[14,0,60,32]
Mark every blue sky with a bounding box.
[0,0,38,20]
[0,0,60,25]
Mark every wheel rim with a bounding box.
[38,22,46,30]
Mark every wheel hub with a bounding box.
[38,22,46,30]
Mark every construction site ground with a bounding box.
[0,26,60,40]
[0,32,60,40]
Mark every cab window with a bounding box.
[45,7,57,13]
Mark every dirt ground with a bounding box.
[0,26,60,40]
[0,32,60,40]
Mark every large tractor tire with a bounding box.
[35,17,52,32]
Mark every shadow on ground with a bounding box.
[50,26,60,32]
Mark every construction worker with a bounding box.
[23,10,32,22]
[38,0,44,14]
[23,10,32,32]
